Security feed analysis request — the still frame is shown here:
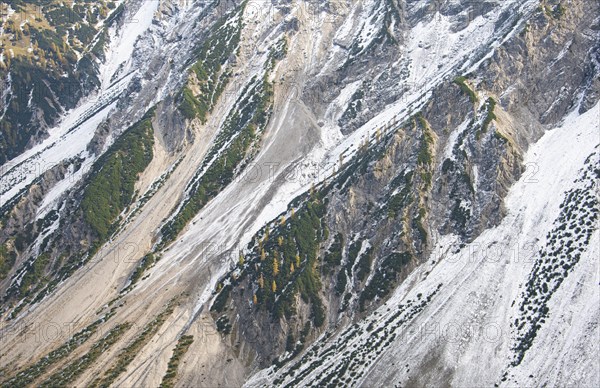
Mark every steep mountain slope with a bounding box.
[0,0,123,165]
[245,102,599,387]
[0,0,598,387]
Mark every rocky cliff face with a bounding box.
[0,0,598,387]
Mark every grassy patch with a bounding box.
[40,323,132,388]
[211,195,328,328]
[543,3,565,19]
[415,114,435,188]
[89,301,177,388]
[81,110,154,241]
[323,233,344,275]
[386,171,413,219]
[17,253,50,296]
[359,252,412,310]
[0,242,17,280]
[453,76,478,104]
[159,335,194,388]
[477,97,497,139]
[127,253,156,288]
[0,310,118,387]
[494,130,510,143]
[178,9,243,122]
